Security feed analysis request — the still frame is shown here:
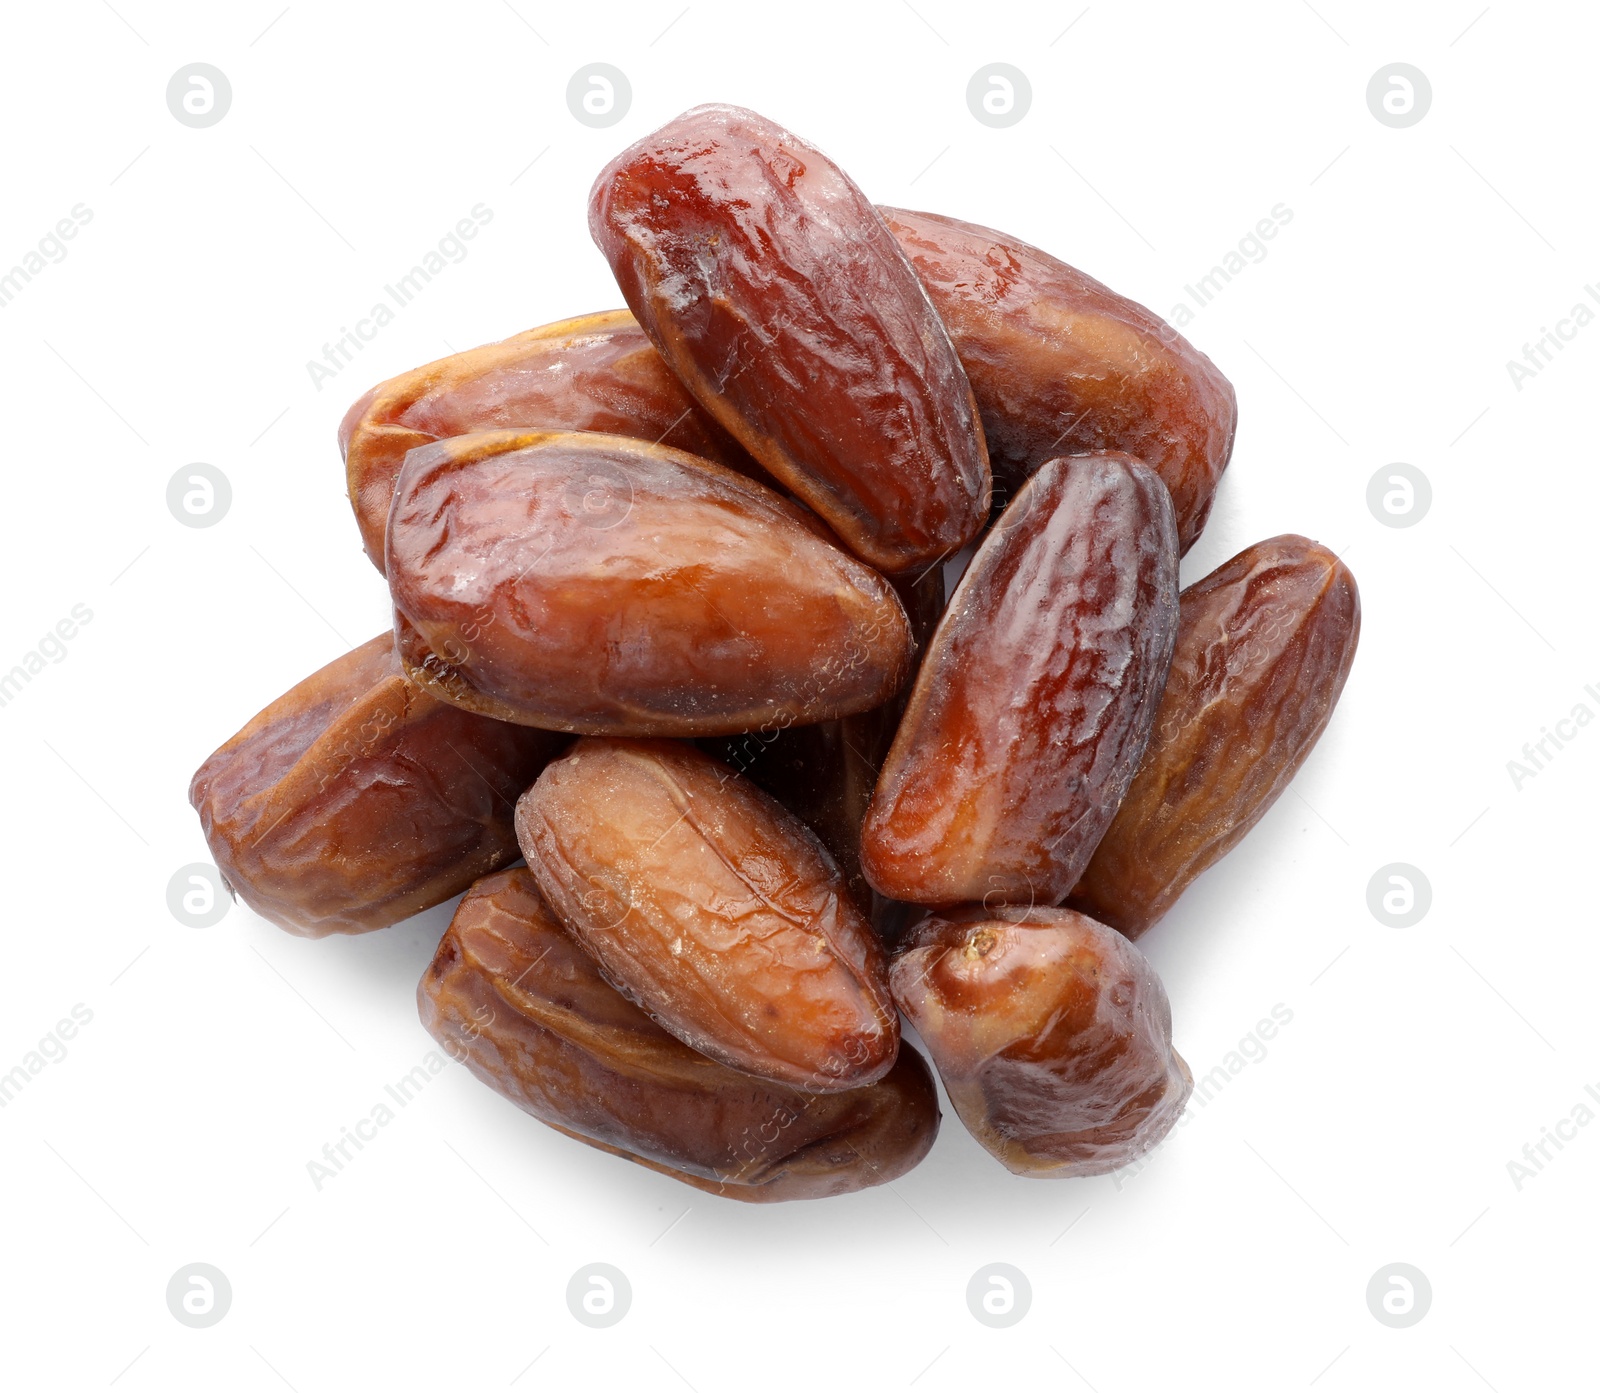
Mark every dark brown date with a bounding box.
[881,207,1237,554]
[589,104,991,574]
[1068,535,1360,937]
[890,904,1191,1177]
[516,737,899,1091]
[188,635,564,937]
[386,429,912,736]
[340,310,761,573]
[861,453,1178,906]
[420,869,940,1201]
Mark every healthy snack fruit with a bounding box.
[420,868,940,1201]
[861,452,1179,907]
[340,311,762,573]
[189,635,564,937]
[889,904,1192,1177]
[1069,535,1361,936]
[387,428,913,736]
[590,103,991,574]
[881,207,1236,554]
[190,98,1360,1201]
[516,737,899,1091]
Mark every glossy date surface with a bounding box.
[1069,535,1360,937]
[340,310,759,572]
[590,104,991,574]
[516,737,899,1091]
[420,868,939,1201]
[882,207,1236,554]
[861,453,1178,906]
[386,429,912,736]
[890,904,1191,1177]
[189,635,564,937]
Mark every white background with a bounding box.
[1,1,1594,1388]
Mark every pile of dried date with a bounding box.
[191,105,1359,1201]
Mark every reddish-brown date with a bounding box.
[698,567,946,924]
[890,904,1192,1177]
[420,869,940,1201]
[1069,535,1360,937]
[589,104,991,574]
[881,207,1237,554]
[861,453,1179,906]
[386,429,912,736]
[188,635,564,937]
[516,737,899,1091]
[340,310,760,573]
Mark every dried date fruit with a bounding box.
[699,567,946,922]
[882,207,1236,554]
[420,868,940,1201]
[340,310,761,573]
[590,104,991,574]
[861,453,1178,906]
[1068,535,1360,937]
[387,429,912,736]
[516,737,899,1091]
[189,635,564,937]
[889,904,1191,1177]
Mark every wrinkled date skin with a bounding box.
[387,429,912,736]
[188,635,565,937]
[861,453,1179,906]
[590,104,991,575]
[881,207,1237,555]
[420,869,940,1202]
[699,567,946,923]
[516,738,899,1092]
[889,905,1191,1177]
[1069,535,1360,937]
[340,310,761,573]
